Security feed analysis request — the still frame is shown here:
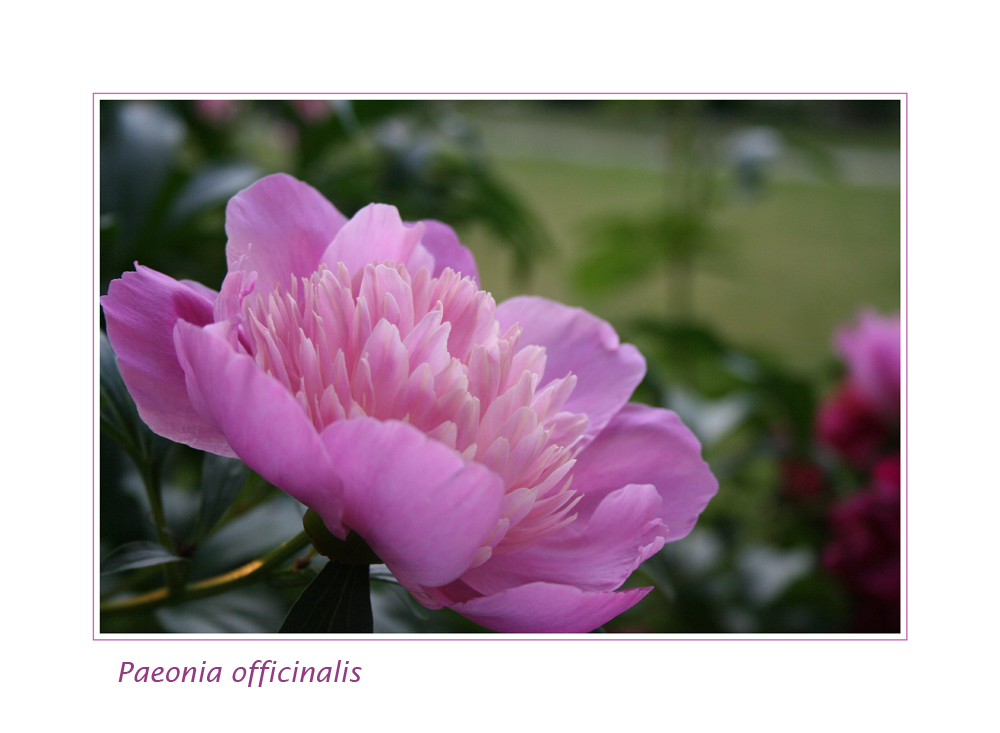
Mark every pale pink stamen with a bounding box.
[231,261,590,554]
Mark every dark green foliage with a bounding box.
[99,332,169,473]
[101,541,184,576]
[192,454,251,544]
[279,561,373,634]
[99,99,549,298]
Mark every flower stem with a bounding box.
[100,564,163,601]
[139,462,184,596]
[100,531,313,617]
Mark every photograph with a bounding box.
[97,97,902,636]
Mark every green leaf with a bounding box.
[575,208,724,295]
[279,561,373,633]
[752,368,817,449]
[101,541,184,575]
[156,586,290,634]
[630,319,750,398]
[99,333,169,469]
[266,566,319,589]
[99,332,134,443]
[193,454,250,542]
[458,164,552,276]
[165,164,262,227]
[575,217,661,293]
[100,101,185,250]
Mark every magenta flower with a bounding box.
[822,454,900,632]
[816,383,893,470]
[834,310,901,426]
[101,173,717,633]
[817,310,900,469]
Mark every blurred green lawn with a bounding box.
[462,155,900,372]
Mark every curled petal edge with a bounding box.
[568,403,718,541]
[320,417,507,590]
[417,218,479,284]
[225,173,349,295]
[495,296,646,446]
[460,483,667,596]
[101,266,234,457]
[449,582,653,634]
[173,319,346,534]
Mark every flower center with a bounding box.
[231,261,588,560]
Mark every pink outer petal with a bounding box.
[319,418,506,589]
[179,279,218,301]
[417,219,479,284]
[225,173,348,295]
[101,267,234,456]
[461,484,666,595]
[321,204,425,276]
[569,403,717,542]
[449,582,652,633]
[173,320,346,534]
[495,296,646,445]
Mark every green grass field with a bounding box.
[460,155,901,373]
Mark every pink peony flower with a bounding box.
[834,310,900,426]
[101,173,717,633]
[817,310,900,469]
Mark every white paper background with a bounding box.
[5,2,991,728]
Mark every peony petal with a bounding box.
[173,319,345,534]
[568,403,717,541]
[495,296,645,444]
[321,204,424,276]
[461,483,666,595]
[319,418,505,588]
[450,582,652,633]
[225,173,348,295]
[417,219,479,284]
[405,239,436,276]
[358,319,410,419]
[102,267,234,456]
[179,279,219,301]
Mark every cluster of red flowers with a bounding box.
[816,311,901,633]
